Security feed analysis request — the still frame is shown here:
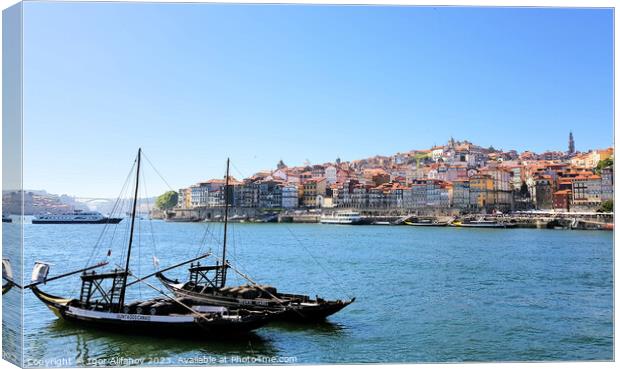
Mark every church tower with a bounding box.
[568,131,575,155]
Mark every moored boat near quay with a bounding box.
[404,217,448,227]
[28,149,275,337]
[158,159,355,322]
[320,211,366,225]
[450,218,516,228]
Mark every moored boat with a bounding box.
[28,149,275,337]
[320,211,365,225]
[451,218,514,228]
[158,159,355,322]
[30,282,272,336]
[2,213,12,223]
[157,269,354,322]
[404,217,448,226]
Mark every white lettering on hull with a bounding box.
[67,307,195,323]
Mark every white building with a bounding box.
[281,185,299,208]
[190,185,206,207]
[601,166,613,202]
[325,166,338,184]
[272,169,288,181]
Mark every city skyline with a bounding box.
[21,3,613,197]
[13,133,610,200]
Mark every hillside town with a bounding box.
[174,133,614,215]
[2,190,83,215]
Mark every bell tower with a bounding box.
[568,131,575,155]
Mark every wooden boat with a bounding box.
[29,149,275,337]
[157,272,354,322]
[30,284,271,336]
[2,258,16,294]
[158,159,355,322]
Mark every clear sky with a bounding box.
[21,2,613,198]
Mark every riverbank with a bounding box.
[161,207,613,230]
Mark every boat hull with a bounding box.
[404,221,447,227]
[59,308,269,336]
[452,222,514,228]
[31,286,272,337]
[319,219,365,225]
[2,282,13,294]
[32,218,123,224]
[157,274,354,322]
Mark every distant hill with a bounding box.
[2,189,155,216]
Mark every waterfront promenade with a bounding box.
[162,206,613,230]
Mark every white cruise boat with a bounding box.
[320,211,365,225]
[32,210,123,224]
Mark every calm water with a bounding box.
[5,220,614,365]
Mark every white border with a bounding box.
[0,1,616,369]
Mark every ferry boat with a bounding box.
[32,210,122,224]
[451,218,514,228]
[320,211,364,225]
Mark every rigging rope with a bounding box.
[283,224,354,300]
[141,167,159,272]
[231,159,353,300]
[122,267,217,322]
[75,157,137,297]
[84,158,136,268]
[142,151,176,193]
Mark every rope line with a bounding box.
[142,151,176,193]
[283,224,353,300]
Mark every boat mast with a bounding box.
[118,148,141,311]
[220,158,230,288]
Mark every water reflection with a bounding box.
[41,319,279,365]
[20,319,279,366]
[268,320,347,336]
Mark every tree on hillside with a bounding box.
[156,191,179,210]
[599,200,613,213]
[594,157,613,174]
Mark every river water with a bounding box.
[3,219,613,365]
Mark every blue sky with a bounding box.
[22,3,613,197]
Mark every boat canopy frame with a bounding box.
[79,268,128,310]
[188,261,229,289]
